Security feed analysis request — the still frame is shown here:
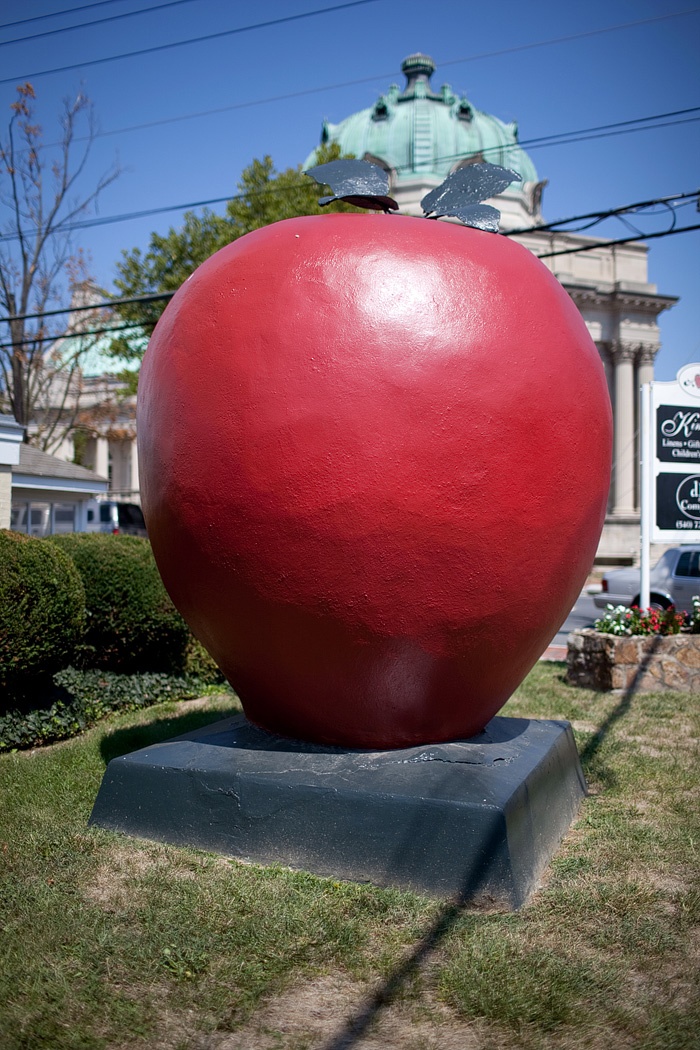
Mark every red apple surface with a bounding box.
[137,213,612,748]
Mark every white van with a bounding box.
[85,499,148,537]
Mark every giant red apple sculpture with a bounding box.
[138,162,612,748]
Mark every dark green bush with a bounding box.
[0,530,85,706]
[184,636,226,685]
[48,534,190,675]
[0,668,205,751]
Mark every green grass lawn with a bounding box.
[1,665,698,1049]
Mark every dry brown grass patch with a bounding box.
[212,972,486,1050]
[84,844,158,911]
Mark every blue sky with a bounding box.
[1,0,698,379]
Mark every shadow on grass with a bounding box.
[321,821,502,1050]
[577,633,662,769]
[99,703,242,765]
[93,650,657,1049]
[322,648,662,1049]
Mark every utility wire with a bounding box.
[534,222,700,258]
[1,109,696,244]
[7,14,698,153]
[2,4,697,89]
[0,0,200,47]
[5,292,175,325]
[0,0,383,85]
[4,219,699,348]
[3,194,699,328]
[435,7,700,72]
[0,0,130,30]
[47,94,700,155]
[422,110,700,173]
[507,189,700,237]
[0,194,235,242]
[0,320,147,352]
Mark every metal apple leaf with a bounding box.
[421,163,522,231]
[304,159,399,213]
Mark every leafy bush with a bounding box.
[594,603,686,636]
[183,636,225,684]
[0,530,85,706]
[688,596,700,634]
[0,668,205,751]
[48,534,190,675]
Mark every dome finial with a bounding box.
[401,53,436,96]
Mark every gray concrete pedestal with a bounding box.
[90,714,586,909]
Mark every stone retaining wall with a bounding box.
[566,628,700,692]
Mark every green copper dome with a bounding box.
[305,53,538,195]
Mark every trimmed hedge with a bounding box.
[184,635,226,685]
[48,533,191,675]
[1,530,85,705]
[0,668,209,751]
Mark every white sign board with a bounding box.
[648,363,700,543]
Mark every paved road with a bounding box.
[546,592,599,653]
[557,592,599,643]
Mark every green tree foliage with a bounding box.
[109,144,355,365]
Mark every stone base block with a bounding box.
[90,714,586,909]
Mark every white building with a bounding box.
[10,442,109,534]
[1,413,108,533]
[29,281,141,502]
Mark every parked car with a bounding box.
[85,499,147,538]
[593,545,700,614]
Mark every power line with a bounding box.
[422,109,700,173]
[4,219,700,345]
[62,93,700,156]
[1,6,696,92]
[8,12,699,153]
[534,222,700,258]
[0,0,200,47]
[2,190,698,328]
[0,320,147,352]
[0,194,235,242]
[0,0,127,30]
[435,7,700,72]
[0,0,383,85]
[507,189,700,237]
[1,107,696,244]
[5,291,173,325]
[394,116,700,196]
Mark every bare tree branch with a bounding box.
[0,82,121,446]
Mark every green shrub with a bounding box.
[0,530,85,706]
[0,668,204,751]
[48,534,190,675]
[184,636,226,685]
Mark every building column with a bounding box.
[637,343,657,389]
[94,436,109,482]
[612,341,637,516]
